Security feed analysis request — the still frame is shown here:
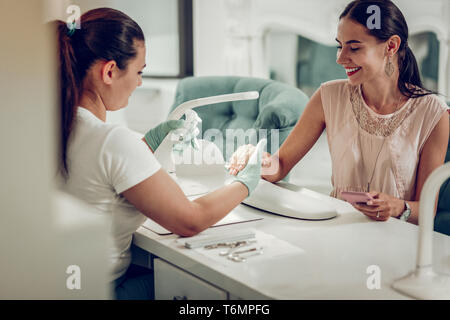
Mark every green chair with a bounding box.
[436,112,450,236]
[168,76,309,168]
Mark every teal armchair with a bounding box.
[436,113,450,236]
[168,76,309,164]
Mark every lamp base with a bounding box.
[392,266,450,299]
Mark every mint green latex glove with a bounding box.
[230,139,266,196]
[144,120,184,152]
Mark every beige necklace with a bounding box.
[358,93,404,192]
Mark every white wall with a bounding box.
[72,0,180,77]
[193,0,227,76]
[193,0,450,97]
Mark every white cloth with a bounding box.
[62,107,161,281]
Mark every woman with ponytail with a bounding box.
[56,8,262,299]
[229,0,449,224]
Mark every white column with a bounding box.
[193,0,227,76]
[438,39,449,98]
[250,33,270,79]
[223,0,254,76]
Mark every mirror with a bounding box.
[268,31,440,97]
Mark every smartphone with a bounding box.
[341,191,374,204]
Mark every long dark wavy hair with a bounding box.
[55,8,145,178]
[340,0,436,98]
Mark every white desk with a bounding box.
[133,175,450,300]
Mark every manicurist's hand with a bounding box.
[352,191,405,221]
[144,119,184,152]
[229,140,267,196]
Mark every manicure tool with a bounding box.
[218,240,257,256]
[227,247,264,262]
[184,229,255,249]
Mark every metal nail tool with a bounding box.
[227,247,264,262]
[218,240,256,256]
[184,229,255,249]
[204,242,236,250]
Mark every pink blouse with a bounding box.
[320,79,448,201]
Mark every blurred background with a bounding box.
[0,0,449,299]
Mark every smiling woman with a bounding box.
[228,0,449,226]
[337,0,435,99]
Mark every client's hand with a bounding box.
[227,144,272,176]
[352,191,405,221]
[144,120,184,152]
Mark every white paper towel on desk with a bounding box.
[193,230,305,266]
[142,205,263,235]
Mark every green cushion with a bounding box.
[435,211,450,236]
[436,113,450,236]
[169,76,309,161]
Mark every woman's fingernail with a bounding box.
[367,201,373,205]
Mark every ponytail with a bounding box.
[56,21,79,179]
[398,45,434,98]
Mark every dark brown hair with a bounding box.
[55,8,145,178]
[340,0,436,98]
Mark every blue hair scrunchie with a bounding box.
[67,21,77,37]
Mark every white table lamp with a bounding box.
[154,91,259,173]
[392,162,450,299]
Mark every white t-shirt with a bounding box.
[62,107,161,281]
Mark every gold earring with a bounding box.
[385,56,394,77]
